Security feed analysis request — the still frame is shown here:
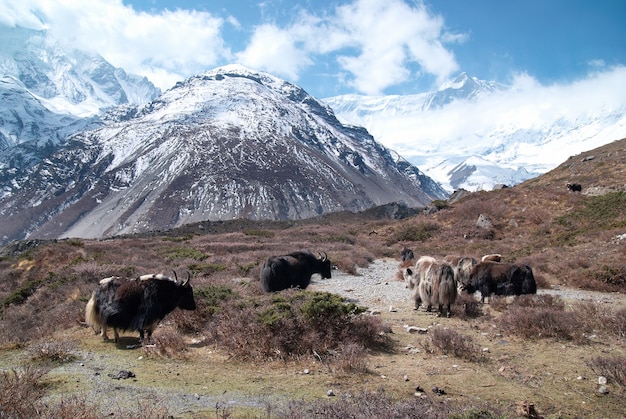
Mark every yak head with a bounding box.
[177,272,196,310]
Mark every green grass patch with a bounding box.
[194,285,238,316]
[243,229,275,238]
[161,246,207,261]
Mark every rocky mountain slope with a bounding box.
[0,65,446,244]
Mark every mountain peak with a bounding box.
[0,64,446,243]
[438,72,472,91]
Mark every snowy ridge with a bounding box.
[0,65,446,243]
[0,25,160,166]
[324,71,626,192]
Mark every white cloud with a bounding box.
[238,0,462,94]
[235,23,313,80]
[0,0,232,90]
[356,66,626,166]
[330,0,459,93]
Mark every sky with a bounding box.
[1,0,624,98]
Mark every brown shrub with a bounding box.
[143,327,189,359]
[0,366,49,418]
[333,342,369,373]
[451,293,484,319]
[587,356,626,388]
[277,389,451,419]
[38,395,101,419]
[208,291,391,361]
[422,327,484,363]
[27,339,77,364]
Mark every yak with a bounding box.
[463,261,536,303]
[567,183,582,192]
[404,256,457,317]
[260,250,331,292]
[401,247,415,262]
[85,272,196,342]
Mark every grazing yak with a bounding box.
[403,256,457,317]
[401,247,415,262]
[481,253,502,262]
[462,261,537,303]
[85,272,196,342]
[260,251,331,292]
[567,183,582,192]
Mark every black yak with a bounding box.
[260,251,331,292]
[85,273,196,342]
[463,261,537,303]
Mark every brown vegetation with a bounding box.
[0,138,625,417]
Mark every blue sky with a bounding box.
[2,0,624,98]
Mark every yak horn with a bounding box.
[319,252,328,261]
[172,270,179,283]
[182,271,191,287]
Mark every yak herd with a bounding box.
[84,248,536,343]
[401,248,537,317]
[85,250,332,343]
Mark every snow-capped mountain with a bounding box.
[0,25,161,171]
[324,72,626,192]
[0,65,446,243]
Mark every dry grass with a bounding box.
[0,366,49,418]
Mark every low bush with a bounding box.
[452,293,484,319]
[37,395,101,419]
[0,366,49,418]
[497,303,576,341]
[587,356,626,388]
[143,327,188,359]
[387,221,440,244]
[208,291,390,362]
[498,296,625,342]
[27,339,77,364]
[277,389,451,418]
[422,327,483,363]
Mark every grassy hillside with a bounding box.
[0,138,625,418]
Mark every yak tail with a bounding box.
[433,263,458,305]
[85,292,101,334]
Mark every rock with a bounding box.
[389,305,397,312]
[598,376,607,385]
[108,370,136,380]
[598,385,609,394]
[476,214,493,229]
[432,386,445,396]
[327,389,335,397]
[404,325,428,334]
[303,369,310,375]
[403,375,409,382]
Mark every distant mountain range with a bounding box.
[2,24,624,244]
[0,25,161,172]
[324,73,626,192]
[0,28,445,243]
